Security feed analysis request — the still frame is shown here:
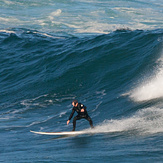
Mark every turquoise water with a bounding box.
[0,0,163,162]
[0,0,162,34]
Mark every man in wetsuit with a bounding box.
[67,100,94,131]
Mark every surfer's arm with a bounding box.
[67,120,70,125]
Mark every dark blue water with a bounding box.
[1,28,163,162]
[1,1,163,162]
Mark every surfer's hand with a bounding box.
[67,120,70,125]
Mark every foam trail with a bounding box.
[85,107,163,135]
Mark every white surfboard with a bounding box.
[30,130,94,136]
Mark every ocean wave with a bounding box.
[0,28,163,134]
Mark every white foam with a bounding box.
[86,107,163,135]
[59,111,67,118]
[0,29,16,34]
[3,0,15,5]
[131,73,163,102]
[48,9,62,21]
[0,16,20,24]
[126,47,163,102]
[129,58,163,102]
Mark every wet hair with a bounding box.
[72,100,78,105]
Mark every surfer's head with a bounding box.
[72,100,78,107]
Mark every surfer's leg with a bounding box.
[85,116,94,128]
[72,116,81,131]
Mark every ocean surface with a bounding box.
[0,0,163,162]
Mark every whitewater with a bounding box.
[0,0,163,163]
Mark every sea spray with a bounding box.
[85,107,163,135]
[130,53,163,102]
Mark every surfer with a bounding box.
[67,100,94,131]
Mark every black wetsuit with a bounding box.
[68,103,93,131]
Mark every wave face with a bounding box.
[0,28,163,162]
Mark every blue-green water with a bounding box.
[0,0,163,162]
